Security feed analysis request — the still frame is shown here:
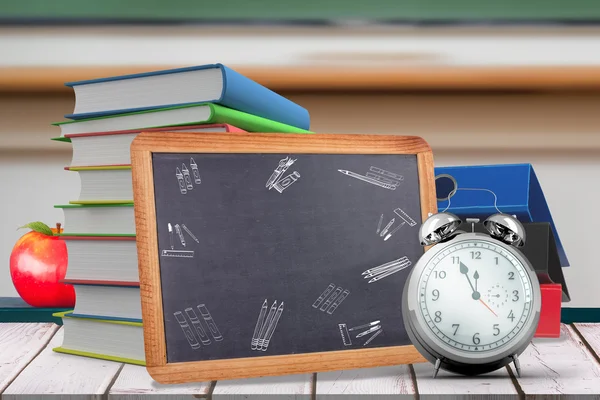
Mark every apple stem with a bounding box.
[56,223,61,234]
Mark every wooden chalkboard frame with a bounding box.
[131,132,436,384]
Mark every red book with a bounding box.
[63,123,246,138]
[534,283,563,338]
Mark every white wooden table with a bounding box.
[1,323,600,399]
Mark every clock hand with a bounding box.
[459,262,480,299]
[474,270,479,292]
[479,299,498,317]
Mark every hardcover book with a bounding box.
[63,63,310,130]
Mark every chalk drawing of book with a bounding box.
[338,166,403,190]
[266,156,300,194]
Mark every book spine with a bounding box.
[211,104,312,134]
[219,65,310,130]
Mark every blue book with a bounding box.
[64,63,310,130]
[434,163,570,268]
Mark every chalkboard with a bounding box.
[131,132,437,383]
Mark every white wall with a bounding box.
[0,151,79,296]
[0,92,597,309]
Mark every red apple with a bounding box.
[9,221,75,308]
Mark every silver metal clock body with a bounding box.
[402,232,541,376]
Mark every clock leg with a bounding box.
[511,354,521,377]
[433,358,441,378]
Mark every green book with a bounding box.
[53,311,145,366]
[0,297,68,324]
[52,102,313,138]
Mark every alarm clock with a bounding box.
[402,212,541,378]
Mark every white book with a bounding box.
[54,312,145,365]
[68,167,133,204]
[55,204,135,236]
[62,237,138,283]
[70,284,142,321]
[65,124,236,165]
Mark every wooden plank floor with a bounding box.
[1,323,600,399]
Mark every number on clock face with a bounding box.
[419,239,533,352]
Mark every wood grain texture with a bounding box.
[147,345,426,385]
[131,132,433,383]
[130,132,431,155]
[130,147,166,372]
[108,364,213,400]
[573,323,600,363]
[315,365,415,397]
[0,323,59,394]
[5,66,600,92]
[412,363,518,399]
[211,373,313,400]
[417,151,438,223]
[2,327,123,399]
[513,324,600,398]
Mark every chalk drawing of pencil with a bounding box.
[174,224,186,247]
[251,299,268,350]
[384,222,406,241]
[380,218,395,237]
[181,224,200,243]
[262,302,284,351]
[257,301,277,350]
[363,329,383,346]
[338,169,396,190]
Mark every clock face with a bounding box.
[417,239,534,353]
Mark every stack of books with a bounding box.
[51,63,312,365]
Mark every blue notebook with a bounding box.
[64,63,310,130]
[434,163,569,268]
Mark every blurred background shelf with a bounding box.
[3,25,600,91]
[1,8,600,318]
